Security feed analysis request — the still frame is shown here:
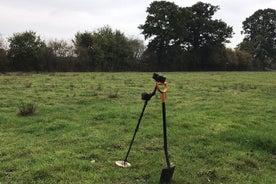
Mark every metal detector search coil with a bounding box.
[115,161,131,168]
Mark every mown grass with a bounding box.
[0,72,275,183]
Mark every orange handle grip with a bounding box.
[156,82,168,103]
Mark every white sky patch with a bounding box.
[0,0,275,48]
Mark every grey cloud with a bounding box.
[0,0,275,47]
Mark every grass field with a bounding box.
[0,72,275,183]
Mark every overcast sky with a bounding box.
[0,0,275,48]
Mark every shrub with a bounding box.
[18,102,36,116]
[97,83,103,91]
[108,89,119,98]
[25,82,32,88]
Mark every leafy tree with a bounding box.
[73,32,94,70]
[181,2,232,70]
[0,35,8,72]
[128,38,145,61]
[7,31,46,71]
[236,50,252,70]
[0,48,8,72]
[139,1,233,70]
[45,39,75,72]
[48,39,74,57]
[239,8,276,70]
[139,1,182,67]
[73,27,144,71]
[225,48,252,70]
[73,32,93,53]
[91,26,133,71]
[186,2,233,49]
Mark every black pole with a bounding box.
[123,100,148,163]
[162,102,171,168]
[123,87,157,163]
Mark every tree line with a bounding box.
[0,27,144,72]
[0,1,275,72]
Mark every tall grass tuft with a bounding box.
[108,89,119,98]
[18,101,36,116]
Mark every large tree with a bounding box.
[91,26,136,71]
[139,1,182,66]
[8,31,46,71]
[73,32,94,70]
[0,35,8,72]
[139,1,233,70]
[185,2,233,70]
[73,26,144,71]
[239,8,276,70]
[186,2,233,49]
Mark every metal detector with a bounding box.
[115,86,157,168]
[115,73,175,183]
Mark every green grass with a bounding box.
[0,72,275,183]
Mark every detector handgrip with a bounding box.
[156,82,168,103]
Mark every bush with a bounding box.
[18,102,36,116]
[108,89,119,98]
[0,48,8,72]
[225,48,252,70]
